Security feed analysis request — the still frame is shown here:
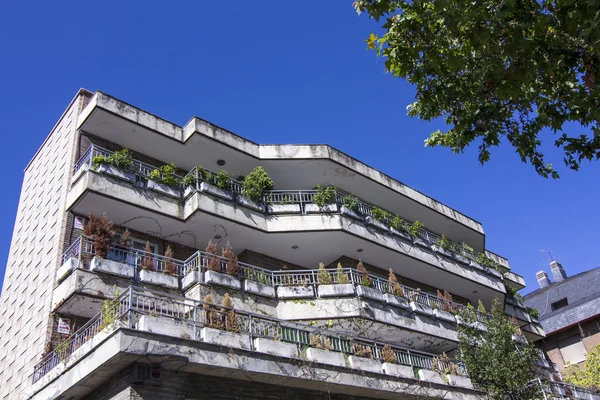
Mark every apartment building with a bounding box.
[0,89,546,399]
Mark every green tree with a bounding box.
[564,343,600,392]
[457,299,538,399]
[354,0,600,178]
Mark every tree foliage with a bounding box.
[457,299,538,399]
[564,343,600,392]
[354,0,600,178]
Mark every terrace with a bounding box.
[31,286,482,400]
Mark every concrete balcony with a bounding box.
[29,286,483,400]
[66,166,505,309]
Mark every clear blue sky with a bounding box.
[0,1,597,294]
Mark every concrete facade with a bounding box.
[0,90,92,398]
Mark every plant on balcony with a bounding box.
[241,166,273,201]
[335,263,350,284]
[140,241,155,271]
[317,262,332,285]
[525,307,540,320]
[407,288,421,303]
[205,240,220,272]
[477,300,487,316]
[222,242,239,276]
[214,170,232,190]
[342,195,361,213]
[437,290,456,313]
[310,334,333,351]
[371,207,389,223]
[202,295,223,330]
[83,213,115,259]
[408,220,424,238]
[382,345,397,364]
[118,229,132,249]
[461,242,474,256]
[181,166,212,187]
[457,298,538,399]
[389,214,405,231]
[164,246,177,275]
[149,163,180,186]
[100,293,121,331]
[222,293,240,333]
[352,342,373,359]
[92,148,134,171]
[437,234,452,251]
[357,260,371,287]
[564,343,600,391]
[313,185,336,206]
[388,268,404,297]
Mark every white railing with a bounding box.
[33,286,468,383]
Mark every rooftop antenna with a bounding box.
[540,249,566,265]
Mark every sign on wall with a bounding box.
[57,318,70,335]
[74,216,85,230]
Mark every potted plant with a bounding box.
[381,345,416,378]
[408,221,428,247]
[238,166,272,212]
[433,290,456,323]
[266,193,302,214]
[317,262,355,297]
[383,269,408,309]
[86,214,134,279]
[407,288,434,316]
[92,148,136,183]
[139,242,179,289]
[306,185,338,213]
[200,294,251,350]
[431,234,452,257]
[204,241,241,289]
[304,334,345,367]
[147,163,181,198]
[355,261,383,302]
[389,215,411,240]
[340,195,361,219]
[181,166,210,198]
[244,267,275,298]
[367,207,390,231]
[200,169,234,200]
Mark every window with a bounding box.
[551,298,568,311]
[557,335,587,365]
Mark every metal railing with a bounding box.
[181,166,243,195]
[33,286,468,383]
[506,378,599,400]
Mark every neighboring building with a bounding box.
[524,261,600,375]
[0,90,542,400]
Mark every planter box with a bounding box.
[236,196,265,212]
[182,271,201,291]
[383,293,409,309]
[447,375,473,389]
[57,257,79,282]
[390,228,411,241]
[201,327,251,350]
[340,205,361,220]
[453,253,470,265]
[90,257,135,279]
[382,363,415,379]
[356,285,384,302]
[304,348,345,367]
[183,185,195,198]
[412,237,430,249]
[365,217,389,231]
[199,181,233,201]
[409,301,434,317]
[317,284,355,298]
[348,356,382,373]
[305,203,338,213]
[488,268,503,279]
[253,338,297,358]
[244,280,275,298]
[433,309,456,324]
[417,369,446,385]
[140,269,179,289]
[277,286,314,299]
[456,316,488,331]
[431,245,452,258]
[96,163,136,183]
[267,204,301,214]
[469,260,484,271]
[138,315,194,339]
[147,180,181,198]
[204,270,241,290]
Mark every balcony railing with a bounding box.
[33,286,468,384]
[72,146,500,280]
[63,236,487,323]
[505,378,599,400]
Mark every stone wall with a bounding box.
[0,90,92,399]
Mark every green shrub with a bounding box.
[342,196,361,213]
[371,207,389,222]
[437,234,451,251]
[390,215,407,232]
[317,262,332,284]
[93,148,134,170]
[214,170,232,190]
[408,221,424,238]
[313,185,337,206]
[242,166,274,201]
[149,163,180,186]
[181,166,210,187]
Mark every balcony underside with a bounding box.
[67,171,504,308]
[28,329,483,400]
[77,92,485,250]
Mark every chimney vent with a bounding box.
[536,271,551,288]
[550,261,567,282]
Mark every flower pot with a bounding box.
[267,204,301,214]
[304,203,338,213]
[204,270,241,290]
[409,301,433,316]
[340,205,361,220]
[236,195,265,212]
[147,179,181,198]
[317,284,355,298]
[199,181,233,201]
[277,286,314,299]
[96,163,135,183]
[365,216,389,231]
[182,271,201,290]
[90,257,135,279]
[140,269,179,289]
[356,285,384,302]
[244,280,275,297]
[383,293,409,309]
